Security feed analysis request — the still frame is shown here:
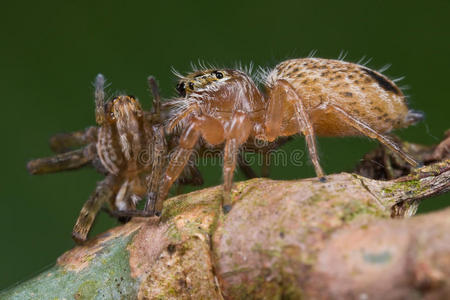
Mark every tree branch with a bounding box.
[2,137,450,299]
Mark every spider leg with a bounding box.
[222,111,252,213]
[328,105,419,167]
[270,80,325,178]
[143,125,167,215]
[107,124,168,218]
[222,138,238,212]
[292,100,324,178]
[49,127,98,153]
[72,174,119,244]
[167,105,199,132]
[27,144,96,175]
[157,114,229,214]
[265,83,284,142]
[156,120,202,214]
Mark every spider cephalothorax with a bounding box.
[27,75,169,243]
[168,69,265,133]
[155,58,423,215]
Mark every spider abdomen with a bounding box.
[267,58,419,137]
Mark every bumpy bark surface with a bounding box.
[1,135,450,300]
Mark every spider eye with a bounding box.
[188,82,194,90]
[176,82,186,97]
[215,71,223,79]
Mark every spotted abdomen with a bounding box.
[266,58,422,136]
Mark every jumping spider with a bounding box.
[155,58,423,214]
[27,74,200,243]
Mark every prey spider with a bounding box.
[27,74,200,243]
[155,58,423,214]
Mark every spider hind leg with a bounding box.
[328,105,419,167]
[269,80,325,179]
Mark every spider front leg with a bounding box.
[156,119,203,215]
[157,114,230,214]
[49,127,97,153]
[27,144,96,174]
[222,111,252,213]
[72,174,119,244]
[327,105,419,167]
[267,80,325,179]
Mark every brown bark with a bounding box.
[2,134,450,300]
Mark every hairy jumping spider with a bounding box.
[155,58,423,214]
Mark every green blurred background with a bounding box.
[1,0,449,290]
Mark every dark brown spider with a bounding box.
[155,58,423,214]
[27,74,201,243]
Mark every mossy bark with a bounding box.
[2,136,450,299]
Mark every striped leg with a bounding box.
[72,175,119,244]
[27,144,96,175]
